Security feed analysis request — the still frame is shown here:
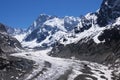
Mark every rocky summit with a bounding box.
[97,0,120,26]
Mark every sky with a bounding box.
[0,0,102,28]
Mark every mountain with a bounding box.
[0,23,7,32]
[18,14,94,48]
[19,0,120,49]
[49,0,120,79]
[97,0,120,26]
[1,0,120,79]
[0,23,34,80]
[0,23,22,52]
[1,24,25,36]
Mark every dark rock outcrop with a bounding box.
[0,56,34,80]
[0,23,34,80]
[0,23,7,33]
[97,0,120,26]
[0,23,22,53]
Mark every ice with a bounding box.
[11,48,113,80]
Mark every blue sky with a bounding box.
[0,0,102,28]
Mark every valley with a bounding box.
[11,49,114,80]
[0,0,120,79]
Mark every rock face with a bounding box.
[51,27,120,63]
[0,23,34,80]
[0,23,7,33]
[97,0,120,26]
[0,23,22,66]
[0,23,22,53]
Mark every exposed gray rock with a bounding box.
[0,23,34,80]
[0,23,7,33]
[97,0,120,26]
[50,27,120,64]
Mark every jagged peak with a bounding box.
[0,23,7,33]
[39,13,51,17]
[97,0,120,26]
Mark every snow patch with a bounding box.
[44,18,66,31]
[113,17,120,26]
[14,33,27,42]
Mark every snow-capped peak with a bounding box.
[43,17,66,31]
[19,13,98,48]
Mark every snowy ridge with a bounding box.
[14,13,101,48]
[43,17,66,31]
[13,12,120,48]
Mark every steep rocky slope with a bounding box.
[97,0,120,26]
[0,23,34,80]
[0,23,22,53]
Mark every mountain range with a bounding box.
[1,0,120,79]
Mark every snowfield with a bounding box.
[11,49,114,80]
